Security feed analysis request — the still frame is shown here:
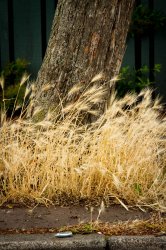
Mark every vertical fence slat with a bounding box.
[0,40,1,71]
[148,0,155,84]
[40,0,47,59]
[134,35,142,70]
[54,0,58,10]
[7,0,15,62]
[134,0,142,70]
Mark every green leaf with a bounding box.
[134,183,142,195]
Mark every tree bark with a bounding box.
[30,0,135,117]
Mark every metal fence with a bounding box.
[0,0,166,100]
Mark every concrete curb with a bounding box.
[107,236,166,250]
[0,233,165,250]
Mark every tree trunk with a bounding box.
[30,0,135,117]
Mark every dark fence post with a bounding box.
[134,0,142,70]
[40,0,47,59]
[0,40,1,71]
[7,0,15,62]
[148,0,155,83]
[54,0,58,10]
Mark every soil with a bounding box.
[0,204,155,234]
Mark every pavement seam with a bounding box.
[104,238,110,250]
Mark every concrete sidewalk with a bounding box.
[0,233,165,250]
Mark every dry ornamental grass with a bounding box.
[0,74,165,211]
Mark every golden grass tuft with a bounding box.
[0,76,165,211]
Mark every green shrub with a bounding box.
[116,64,161,98]
[0,58,29,114]
[1,58,29,87]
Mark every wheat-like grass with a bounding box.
[0,77,165,211]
